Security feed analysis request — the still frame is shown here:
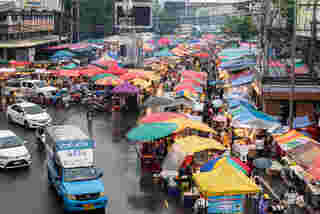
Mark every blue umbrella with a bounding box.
[200,157,222,172]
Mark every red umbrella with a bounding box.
[119,72,144,81]
[174,83,197,92]
[10,61,31,66]
[140,112,187,124]
[158,37,171,45]
[181,70,207,80]
[181,78,201,86]
[230,157,251,175]
[105,66,128,76]
[57,69,81,77]
[194,52,210,58]
[79,65,105,76]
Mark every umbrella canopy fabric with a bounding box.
[193,162,260,196]
[56,69,81,77]
[143,96,174,107]
[181,78,202,86]
[140,112,187,124]
[181,70,207,80]
[166,118,217,134]
[91,73,116,81]
[127,122,178,142]
[174,83,198,92]
[120,72,144,81]
[61,63,78,70]
[194,52,210,58]
[79,65,105,77]
[112,81,140,94]
[95,77,124,86]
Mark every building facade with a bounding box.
[0,0,64,61]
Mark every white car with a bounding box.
[0,130,31,168]
[6,102,52,128]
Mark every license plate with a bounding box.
[83,204,94,210]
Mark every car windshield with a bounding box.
[0,136,23,149]
[23,105,44,114]
[64,167,98,182]
[33,81,47,88]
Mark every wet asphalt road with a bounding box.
[0,105,304,214]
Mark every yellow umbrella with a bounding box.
[130,78,151,88]
[173,136,225,154]
[166,118,217,134]
[193,162,260,196]
[95,77,123,86]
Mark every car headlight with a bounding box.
[99,192,105,197]
[21,153,31,160]
[66,194,76,200]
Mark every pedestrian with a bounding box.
[284,186,298,214]
[255,131,266,158]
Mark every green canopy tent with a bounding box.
[127,123,178,142]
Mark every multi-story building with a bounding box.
[0,0,65,61]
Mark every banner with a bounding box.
[208,195,244,214]
[24,0,41,8]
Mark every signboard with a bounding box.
[24,0,41,8]
[56,140,95,151]
[58,148,94,168]
[208,195,244,214]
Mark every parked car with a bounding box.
[0,130,32,168]
[5,79,58,99]
[6,101,52,128]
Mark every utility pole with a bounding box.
[289,1,296,129]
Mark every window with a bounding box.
[11,105,19,112]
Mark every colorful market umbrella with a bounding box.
[120,72,144,81]
[181,70,207,80]
[174,83,198,92]
[79,65,105,76]
[158,37,171,46]
[194,52,210,58]
[91,73,116,81]
[112,81,140,94]
[127,122,178,142]
[56,69,81,77]
[95,77,124,86]
[181,78,202,86]
[139,112,187,124]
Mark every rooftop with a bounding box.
[0,35,68,48]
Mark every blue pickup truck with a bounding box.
[43,125,108,212]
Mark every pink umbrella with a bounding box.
[158,37,171,45]
[57,69,81,77]
[181,78,202,86]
